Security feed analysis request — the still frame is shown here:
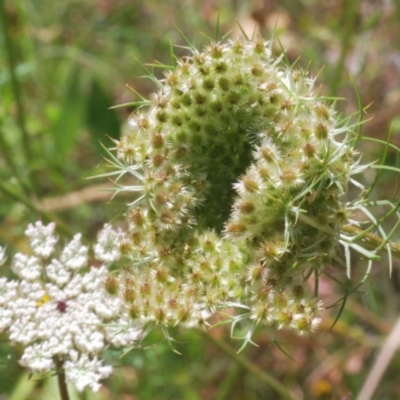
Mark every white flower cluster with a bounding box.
[0,222,142,392]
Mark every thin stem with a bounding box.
[357,315,400,400]
[201,332,302,400]
[314,268,319,297]
[394,0,400,47]
[296,212,400,259]
[0,125,32,196]
[329,0,359,96]
[0,0,38,194]
[0,0,37,192]
[342,224,400,259]
[56,358,70,400]
[295,212,337,235]
[213,362,242,400]
[0,181,74,238]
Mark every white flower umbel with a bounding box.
[0,223,142,393]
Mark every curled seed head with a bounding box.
[113,37,358,339]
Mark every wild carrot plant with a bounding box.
[104,34,399,346]
[1,32,400,400]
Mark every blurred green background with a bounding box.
[1,0,400,399]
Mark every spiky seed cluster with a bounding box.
[114,38,357,336]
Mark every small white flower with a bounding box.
[9,318,38,345]
[46,259,71,287]
[94,225,120,263]
[12,253,41,281]
[19,280,46,301]
[93,292,122,320]
[60,234,88,271]
[25,221,57,258]
[8,297,37,318]
[81,265,108,292]
[184,307,212,330]
[0,246,6,266]
[45,282,68,302]
[0,307,13,331]
[64,351,113,392]
[74,327,105,354]
[0,278,18,306]
[20,343,54,373]
[62,274,84,298]
[105,319,143,347]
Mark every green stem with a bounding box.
[56,358,70,400]
[356,315,400,400]
[295,212,337,236]
[0,0,36,191]
[201,332,302,400]
[0,181,74,238]
[342,224,400,259]
[212,362,242,400]
[329,0,359,96]
[0,123,18,180]
[295,211,400,260]
[394,0,400,46]
[0,124,32,196]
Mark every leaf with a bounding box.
[52,67,85,159]
[86,78,121,155]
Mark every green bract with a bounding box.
[111,37,361,338]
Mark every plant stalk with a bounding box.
[329,0,359,96]
[295,210,400,260]
[201,332,302,400]
[357,315,400,400]
[56,358,70,400]
[0,124,32,196]
[0,0,37,193]
[342,224,400,259]
[0,181,74,238]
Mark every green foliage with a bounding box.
[53,67,85,159]
[86,78,121,156]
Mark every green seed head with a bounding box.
[113,37,358,337]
